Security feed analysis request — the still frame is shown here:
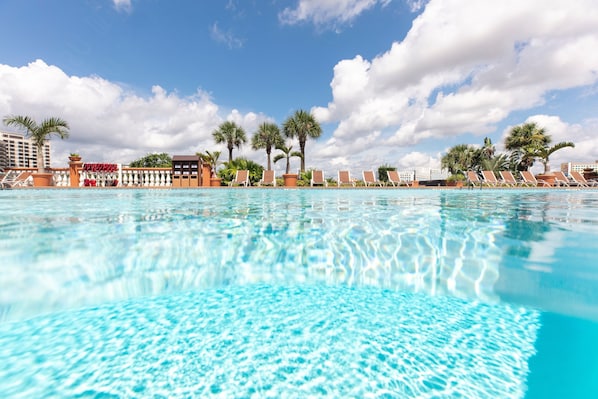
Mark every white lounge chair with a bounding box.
[0,171,33,189]
[310,170,328,187]
[520,171,551,187]
[387,170,409,187]
[570,171,598,187]
[258,170,276,187]
[362,170,384,187]
[337,170,355,187]
[466,171,482,187]
[230,170,250,187]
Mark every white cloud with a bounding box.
[315,0,598,169]
[112,0,132,13]
[279,0,393,29]
[0,60,266,166]
[210,22,244,49]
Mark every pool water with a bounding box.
[1,188,597,398]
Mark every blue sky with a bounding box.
[1,0,597,175]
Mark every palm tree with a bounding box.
[197,150,221,177]
[441,144,478,175]
[481,137,495,160]
[505,122,550,171]
[251,122,283,170]
[282,110,322,172]
[3,115,70,173]
[212,121,247,163]
[273,144,303,174]
[534,142,575,174]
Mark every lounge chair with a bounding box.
[569,171,598,187]
[520,171,551,187]
[258,170,276,187]
[310,170,328,187]
[482,170,503,187]
[387,170,409,187]
[337,170,355,187]
[230,170,250,187]
[466,171,482,187]
[362,170,384,187]
[0,171,33,189]
[499,171,518,187]
[553,171,575,187]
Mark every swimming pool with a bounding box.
[1,188,597,398]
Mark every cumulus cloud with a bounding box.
[0,60,268,165]
[279,0,392,30]
[314,0,598,166]
[112,0,132,13]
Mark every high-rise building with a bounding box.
[561,161,598,175]
[0,131,51,169]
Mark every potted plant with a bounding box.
[199,150,222,187]
[3,115,70,187]
[69,152,81,162]
[273,143,302,187]
[446,173,466,187]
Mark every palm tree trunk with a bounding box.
[228,146,233,163]
[285,156,290,174]
[36,145,45,173]
[267,149,271,171]
[299,141,306,172]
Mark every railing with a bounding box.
[2,166,173,188]
[78,165,172,187]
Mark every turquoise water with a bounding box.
[0,188,597,398]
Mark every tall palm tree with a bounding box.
[212,121,247,163]
[533,142,575,174]
[251,122,283,170]
[282,109,322,172]
[505,122,550,171]
[273,144,303,174]
[3,115,70,173]
[481,137,495,160]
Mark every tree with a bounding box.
[282,109,322,172]
[251,122,283,170]
[3,115,69,173]
[505,122,550,171]
[218,157,264,186]
[273,143,302,174]
[441,144,478,175]
[481,137,495,160]
[212,121,247,163]
[198,150,221,177]
[505,122,574,173]
[129,152,172,168]
[533,142,575,174]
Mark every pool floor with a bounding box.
[0,284,540,398]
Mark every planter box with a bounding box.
[32,172,54,187]
[283,173,298,187]
[210,177,222,187]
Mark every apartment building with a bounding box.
[0,131,51,170]
[561,161,598,175]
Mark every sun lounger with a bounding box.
[520,171,551,187]
[387,170,409,187]
[569,171,598,187]
[482,170,503,187]
[466,171,482,187]
[362,170,384,187]
[499,171,518,187]
[553,171,575,187]
[258,170,276,187]
[310,170,328,187]
[337,170,355,187]
[0,171,33,189]
[230,169,250,187]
